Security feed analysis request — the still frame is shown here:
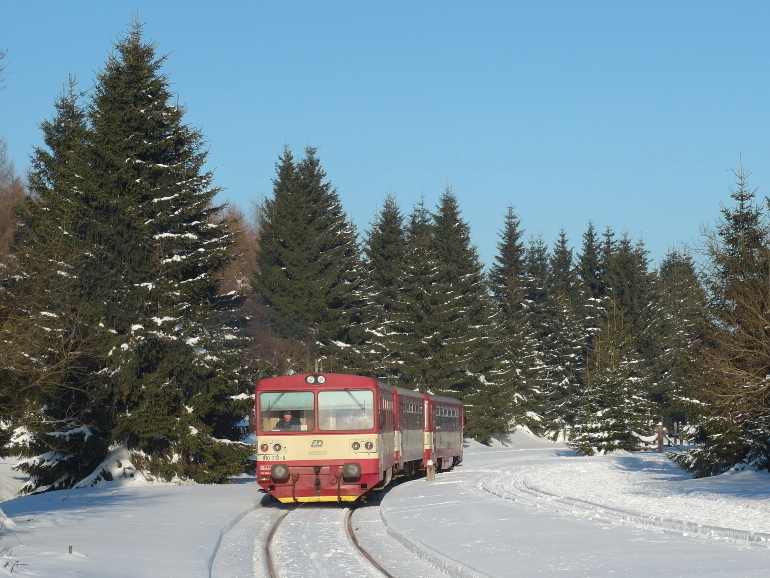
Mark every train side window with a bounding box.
[379,392,394,430]
[401,400,423,430]
[434,405,460,431]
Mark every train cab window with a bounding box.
[259,391,315,432]
[318,390,374,431]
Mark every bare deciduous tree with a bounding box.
[0,48,7,89]
[0,139,25,266]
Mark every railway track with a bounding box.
[211,486,465,578]
[264,504,395,578]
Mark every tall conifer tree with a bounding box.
[429,189,493,392]
[361,194,409,377]
[488,206,539,435]
[428,188,503,440]
[578,222,604,300]
[389,199,444,390]
[253,146,364,372]
[576,222,607,367]
[603,234,653,346]
[550,229,580,306]
[253,147,307,341]
[570,303,653,455]
[89,23,250,483]
[649,250,708,426]
[676,165,770,476]
[523,235,552,343]
[3,80,113,490]
[6,23,252,489]
[0,139,26,432]
[540,230,586,438]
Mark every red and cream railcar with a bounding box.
[424,394,464,471]
[391,387,427,478]
[255,373,396,503]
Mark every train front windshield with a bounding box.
[259,389,374,432]
[259,391,314,431]
[318,390,374,430]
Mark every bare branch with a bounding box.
[0,48,7,90]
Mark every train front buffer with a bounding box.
[256,434,383,503]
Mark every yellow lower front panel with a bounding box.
[275,495,359,503]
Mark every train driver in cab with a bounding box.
[274,410,301,431]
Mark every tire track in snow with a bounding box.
[210,503,285,578]
[353,503,492,578]
[477,470,770,548]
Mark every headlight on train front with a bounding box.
[342,462,361,480]
[271,464,290,481]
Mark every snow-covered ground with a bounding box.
[2,430,770,577]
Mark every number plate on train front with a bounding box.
[261,455,283,461]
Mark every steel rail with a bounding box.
[264,509,291,578]
[265,505,396,578]
[346,506,397,578]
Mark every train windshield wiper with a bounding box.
[344,388,365,411]
[266,390,288,412]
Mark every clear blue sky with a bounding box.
[3,1,770,268]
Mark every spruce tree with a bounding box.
[540,230,586,438]
[675,164,770,476]
[523,234,552,338]
[96,22,250,483]
[488,206,539,435]
[0,138,25,434]
[570,303,653,455]
[578,231,659,454]
[517,235,553,432]
[550,229,580,306]
[360,194,409,377]
[2,80,113,490]
[252,147,308,341]
[576,222,607,365]
[0,138,24,267]
[389,199,444,390]
[378,190,502,441]
[537,299,585,439]
[578,222,604,300]
[603,234,653,344]
[428,188,502,441]
[649,250,709,427]
[428,189,492,392]
[6,23,252,489]
[253,146,364,372]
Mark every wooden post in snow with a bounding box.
[657,423,665,453]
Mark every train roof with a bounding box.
[256,373,383,389]
[256,373,463,407]
[425,393,464,406]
